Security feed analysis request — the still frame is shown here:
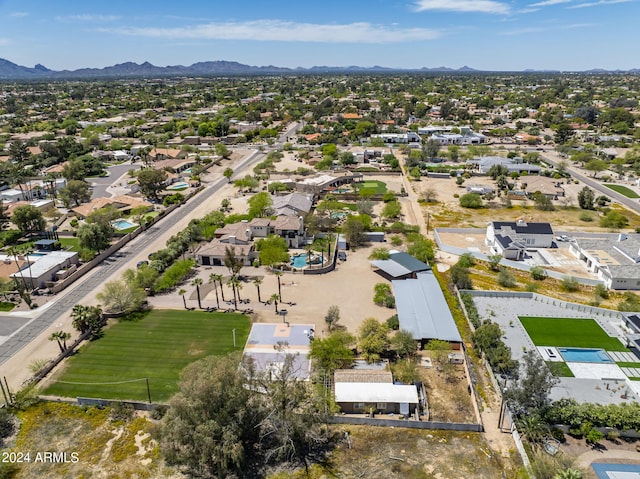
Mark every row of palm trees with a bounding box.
[181,271,285,313]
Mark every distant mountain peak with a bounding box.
[0,57,636,79]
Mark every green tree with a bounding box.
[137,169,168,200]
[247,192,273,218]
[77,222,112,252]
[11,205,45,233]
[497,269,517,287]
[342,215,367,248]
[224,246,244,277]
[324,305,340,332]
[97,279,146,314]
[58,179,91,207]
[505,349,558,416]
[584,159,608,178]
[48,330,71,353]
[252,277,263,303]
[532,192,555,211]
[423,138,440,160]
[487,254,502,271]
[191,278,203,309]
[161,353,264,478]
[340,151,355,166]
[357,317,389,363]
[215,143,231,158]
[368,247,390,260]
[450,264,472,289]
[70,304,104,336]
[554,123,574,144]
[392,329,416,358]
[530,266,548,281]
[382,200,402,220]
[61,159,87,181]
[600,210,628,229]
[255,235,289,266]
[487,164,509,180]
[309,330,355,372]
[459,193,483,209]
[223,167,234,182]
[577,186,595,210]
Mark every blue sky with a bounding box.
[0,0,637,71]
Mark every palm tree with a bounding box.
[208,274,220,309]
[22,246,36,290]
[235,280,243,302]
[7,246,27,295]
[274,270,284,303]
[253,277,263,303]
[178,289,188,309]
[270,293,280,314]
[227,277,239,310]
[48,331,71,353]
[210,273,225,301]
[191,278,203,309]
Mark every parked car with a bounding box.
[338,251,347,261]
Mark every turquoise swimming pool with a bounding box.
[559,348,612,363]
[112,219,137,230]
[290,254,308,268]
[167,182,189,190]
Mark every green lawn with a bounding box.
[357,180,387,195]
[0,302,15,312]
[519,317,628,351]
[604,184,640,198]
[58,237,80,252]
[546,361,574,377]
[44,309,251,402]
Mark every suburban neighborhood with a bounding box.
[0,62,639,478]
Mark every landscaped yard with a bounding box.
[58,236,80,252]
[519,317,628,351]
[357,180,387,195]
[604,184,640,198]
[44,309,251,402]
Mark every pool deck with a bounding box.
[473,294,640,405]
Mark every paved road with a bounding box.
[0,122,301,368]
[0,149,265,366]
[540,150,640,214]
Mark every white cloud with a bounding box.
[528,0,572,6]
[57,14,121,22]
[0,38,11,46]
[414,0,510,14]
[568,0,630,7]
[10,12,29,17]
[103,20,442,43]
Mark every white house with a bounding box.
[569,234,640,290]
[486,221,554,260]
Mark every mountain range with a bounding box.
[0,58,637,79]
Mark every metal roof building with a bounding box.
[392,271,462,345]
[371,252,431,279]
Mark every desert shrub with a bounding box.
[530,266,548,281]
[561,276,580,292]
[497,269,517,288]
[579,212,594,222]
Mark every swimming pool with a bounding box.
[290,254,308,268]
[167,182,189,190]
[112,219,137,230]
[559,348,613,363]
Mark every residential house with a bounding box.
[8,250,79,289]
[569,234,640,290]
[271,216,305,248]
[486,220,554,260]
[272,193,313,217]
[71,195,151,219]
[467,156,542,175]
[370,132,420,144]
[333,369,420,416]
[520,176,565,200]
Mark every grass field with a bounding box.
[519,317,628,351]
[604,184,640,198]
[546,361,575,377]
[358,180,387,194]
[58,236,80,252]
[0,301,15,312]
[44,309,251,402]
